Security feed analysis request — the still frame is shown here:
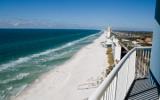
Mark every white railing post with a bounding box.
[114,75,118,100]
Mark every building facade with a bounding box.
[150,0,160,85]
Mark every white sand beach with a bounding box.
[12,33,108,100]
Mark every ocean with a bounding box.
[0,29,101,100]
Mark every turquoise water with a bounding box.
[0,29,101,100]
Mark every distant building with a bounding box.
[104,26,112,39]
[107,27,112,38]
[104,26,122,64]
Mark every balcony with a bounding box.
[89,47,160,100]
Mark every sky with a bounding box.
[0,0,156,30]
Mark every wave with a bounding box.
[0,33,98,72]
[0,73,30,84]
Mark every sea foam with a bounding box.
[0,34,97,72]
[0,73,30,84]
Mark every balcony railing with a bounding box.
[89,47,152,100]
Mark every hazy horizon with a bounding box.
[0,0,156,30]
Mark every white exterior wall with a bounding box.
[112,37,122,63]
[106,27,111,38]
[114,46,121,61]
[107,31,111,38]
[150,20,160,84]
[104,30,107,38]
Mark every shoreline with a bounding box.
[12,33,108,100]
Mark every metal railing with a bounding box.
[89,47,151,100]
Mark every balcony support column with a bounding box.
[150,20,160,85]
[150,0,160,85]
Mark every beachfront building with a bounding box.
[112,37,121,64]
[103,27,113,48]
[89,0,160,100]
[105,26,122,64]
[107,27,112,38]
[104,26,112,39]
